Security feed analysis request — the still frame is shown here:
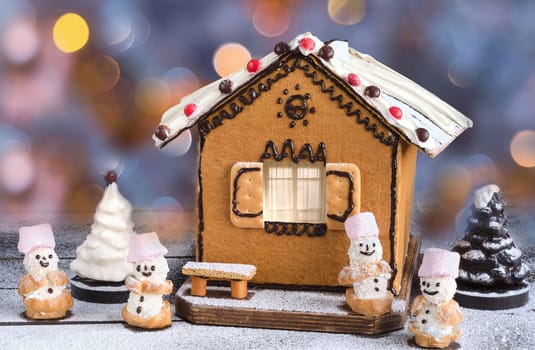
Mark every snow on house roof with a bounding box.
[154,32,473,157]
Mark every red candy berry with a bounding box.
[389,106,403,120]
[247,59,261,73]
[299,37,315,52]
[347,73,361,87]
[184,103,197,117]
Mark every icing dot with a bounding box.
[218,79,233,94]
[303,120,309,126]
[136,306,142,314]
[289,121,296,128]
[274,42,289,55]
[104,171,117,185]
[48,288,53,294]
[277,112,283,118]
[416,128,430,142]
[277,97,283,104]
[283,89,289,95]
[318,45,334,60]
[247,58,261,73]
[374,278,379,283]
[389,106,403,120]
[421,319,427,324]
[374,287,379,292]
[184,103,198,117]
[364,85,381,98]
[299,37,315,52]
[347,73,361,87]
[154,125,170,141]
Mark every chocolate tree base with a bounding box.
[70,276,129,304]
[454,282,530,310]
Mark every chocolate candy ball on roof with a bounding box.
[452,184,530,288]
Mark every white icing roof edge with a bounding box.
[154,32,473,158]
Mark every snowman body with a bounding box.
[347,236,392,299]
[126,292,163,319]
[338,228,393,316]
[353,271,391,299]
[122,255,173,329]
[18,246,73,319]
[409,249,462,348]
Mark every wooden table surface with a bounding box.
[1,211,534,349]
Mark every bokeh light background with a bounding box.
[1,0,534,238]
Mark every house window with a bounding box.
[263,161,326,224]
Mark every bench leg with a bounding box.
[230,280,248,299]
[190,276,207,297]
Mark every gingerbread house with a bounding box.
[153,33,472,293]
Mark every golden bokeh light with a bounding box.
[510,130,535,167]
[437,165,472,203]
[327,0,366,26]
[53,12,90,53]
[80,55,121,93]
[134,79,171,116]
[252,0,291,37]
[213,43,251,77]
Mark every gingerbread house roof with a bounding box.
[154,32,472,157]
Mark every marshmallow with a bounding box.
[344,212,379,240]
[18,223,55,254]
[127,232,168,263]
[418,248,460,278]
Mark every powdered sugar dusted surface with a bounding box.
[1,213,535,348]
[0,289,180,324]
[182,262,256,279]
[178,280,388,315]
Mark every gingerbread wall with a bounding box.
[196,55,414,288]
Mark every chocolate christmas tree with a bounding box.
[452,184,530,309]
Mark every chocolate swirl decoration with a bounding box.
[285,94,308,120]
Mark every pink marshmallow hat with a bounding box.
[127,232,168,263]
[18,223,56,254]
[418,248,460,278]
[344,212,379,240]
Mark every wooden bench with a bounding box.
[182,262,257,299]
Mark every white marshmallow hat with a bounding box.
[18,223,56,254]
[344,212,379,240]
[418,248,460,278]
[127,232,168,263]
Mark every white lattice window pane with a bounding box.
[263,161,325,223]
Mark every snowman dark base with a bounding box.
[454,281,530,310]
[70,276,129,304]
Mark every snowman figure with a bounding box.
[409,248,462,348]
[17,223,73,319]
[122,232,173,329]
[338,212,393,316]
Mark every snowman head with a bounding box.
[348,235,383,265]
[127,232,169,281]
[18,224,58,274]
[419,276,457,304]
[344,212,383,265]
[133,255,169,281]
[23,246,59,274]
[418,248,460,304]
